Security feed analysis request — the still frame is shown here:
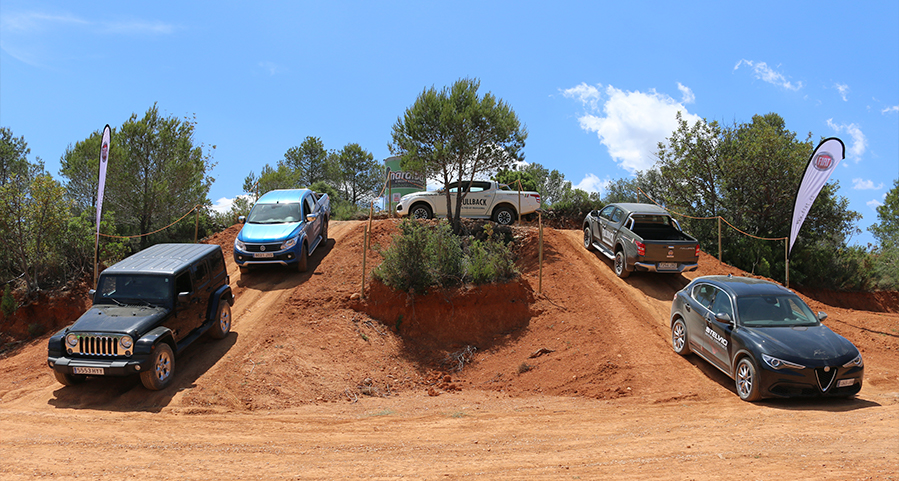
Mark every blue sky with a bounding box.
[1,1,897,247]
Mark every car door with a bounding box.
[705,287,735,372]
[684,283,715,354]
[596,205,617,250]
[461,181,493,217]
[302,195,321,242]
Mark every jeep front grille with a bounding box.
[74,335,122,356]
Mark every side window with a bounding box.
[175,272,192,294]
[710,289,734,318]
[610,208,623,223]
[194,261,209,287]
[303,197,314,219]
[692,284,716,310]
[208,253,225,277]
[599,205,615,220]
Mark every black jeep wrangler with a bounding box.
[48,243,234,390]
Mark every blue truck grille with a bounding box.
[245,243,283,253]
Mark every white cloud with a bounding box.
[103,20,175,35]
[835,83,850,101]
[867,199,883,210]
[734,59,803,91]
[561,83,603,111]
[677,83,695,104]
[573,173,609,194]
[211,197,236,214]
[852,178,884,190]
[826,119,867,162]
[0,11,88,33]
[259,61,282,76]
[883,105,899,114]
[564,84,702,173]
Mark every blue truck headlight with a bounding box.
[281,236,298,250]
[235,239,246,251]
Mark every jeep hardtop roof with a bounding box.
[102,243,221,276]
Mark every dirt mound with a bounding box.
[1,220,897,406]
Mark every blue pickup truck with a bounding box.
[233,189,330,274]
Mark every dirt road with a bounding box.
[1,220,896,480]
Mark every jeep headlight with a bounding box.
[235,239,246,251]
[65,333,78,348]
[762,353,805,370]
[281,236,298,250]
[120,336,133,349]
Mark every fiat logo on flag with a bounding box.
[813,152,834,171]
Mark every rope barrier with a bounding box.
[98,204,204,239]
[637,187,785,241]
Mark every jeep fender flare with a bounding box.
[134,326,176,357]
[206,285,235,320]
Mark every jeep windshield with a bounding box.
[246,203,302,224]
[736,295,819,328]
[95,275,171,306]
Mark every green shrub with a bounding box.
[1,284,16,319]
[374,219,517,293]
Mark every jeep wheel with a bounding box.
[140,343,175,391]
[54,370,86,386]
[411,203,432,220]
[297,242,308,272]
[614,250,630,278]
[493,206,516,226]
[209,301,232,340]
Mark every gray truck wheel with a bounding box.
[411,203,432,220]
[494,206,515,225]
[140,343,175,391]
[614,250,631,278]
[583,227,594,251]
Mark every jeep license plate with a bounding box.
[658,263,677,271]
[837,379,855,388]
[253,252,274,258]
[73,367,104,375]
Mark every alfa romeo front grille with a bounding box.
[75,335,121,356]
[816,367,837,392]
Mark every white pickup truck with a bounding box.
[395,180,541,225]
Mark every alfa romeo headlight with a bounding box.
[65,334,78,348]
[842,354,864,368]
[762,353,805,370]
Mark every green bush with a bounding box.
[373,219,517,293]
[1,284,16,319]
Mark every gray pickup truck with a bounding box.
[583,203,699,278]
